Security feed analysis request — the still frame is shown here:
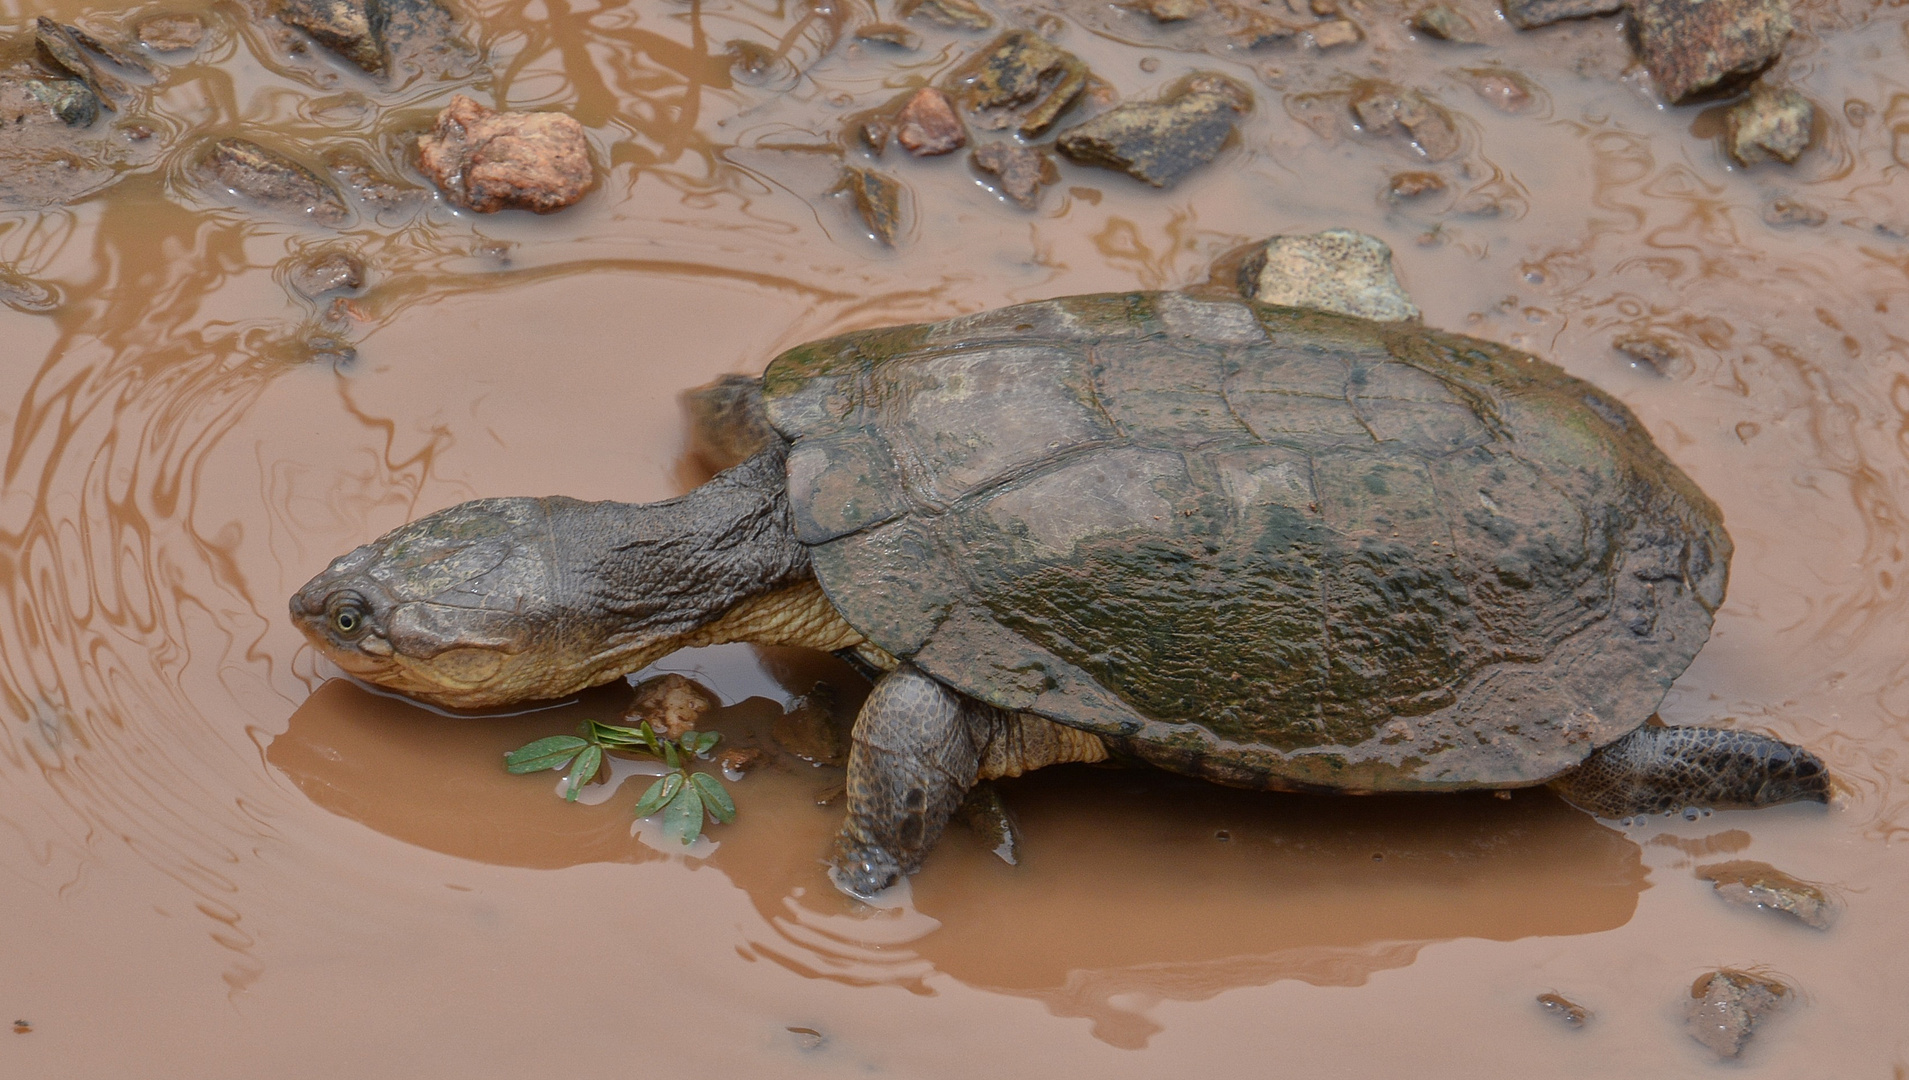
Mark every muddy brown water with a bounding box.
[2,0,1906,1074]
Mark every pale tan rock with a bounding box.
[417,95,594,213]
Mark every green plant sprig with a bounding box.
[504,719,736,845]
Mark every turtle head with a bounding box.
[290,497,597,709]
[292,454,812,710]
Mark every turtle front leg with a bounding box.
[1549,725,1831,818]
[828,665,984,898]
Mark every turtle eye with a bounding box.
[327,595,370,639]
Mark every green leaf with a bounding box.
[634,772,682,817]
[684,731,721,757]
[505,735,589,774]
[564,744,603,802]
[585,721,649,748]
[661,738,681,770]
[636,721,661,755]
[690,771,735,823]
[664,781,704,845]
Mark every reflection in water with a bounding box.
[272,666,1643,1048]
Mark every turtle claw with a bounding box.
[828,844,902,899]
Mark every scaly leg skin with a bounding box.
[829,666,984,898]
[1549,725,1831,818]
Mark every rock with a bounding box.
[894,87,966,155]
[1763,195,1825,227]
[1501,0,1621,28]
[855,22,921,48]
[1465,67,1538,112]
[728,40,797,89]
[955,782,1021,864]
[1228,12,1302,47]
[24,76,100,126]
[1696,860,1837,928]
[837,166,906,244]
[1236,229,1421,322]
[378,0,480,82]
[971,141,1058,208]
[1536,992,1591,1027]
[1412,3,1479,40]
[1141,0,1209,21]
[1308,18,1363,47]
[65,26,156,76]
[197,138,352,225]
[717,746,769,776]
[625,673,719,738]
[1054,73,1251,187]
[322,147,418,210]
[1725,87,1812,165]
[773,686,848,766]
[417,96,594,213]
[1387,170,1446,197]
[0,69,145,208]
[1685,970,1791,1058]
[1612,332,1690,377]
[1627,0,1791,104]
[898,0,995,30]
[275,0,382,72]
[287,250,365,297]
[1350,81,1461,161]
[949,30,1089,138]
[274,0,475,79]
[135,13,207,52]
[35,18,129,107]
[685,373,777,471]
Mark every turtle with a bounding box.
[290,289,1830,896]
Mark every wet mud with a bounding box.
[2,0,1907,1075]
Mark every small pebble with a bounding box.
[1411,2,1478,41]
[1388,170,1446,198]
[854,22,920,48]
[894,87,966,156]
[787,1026,827,1050]
[1763,196,1826,227]
[1612,332,1691,378]
[12,1020,31,1034]
[717,746,768,777]
[1309,19,1363,48]
[1536,992,1590,1027]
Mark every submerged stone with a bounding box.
[1235,228,1420,321]
[197,138,352,225]
[1725,86,1812,165]
[625,673,719,739]
[773,686,848,766]
[24,77,100,126]
[1536,992,1590,1027]
[287,250,366,297]
[1696,860,1837,928]
[273,0,475,80]
[135,13,207,53]
[838,166,906,245]
[1387,170,1445,198]
[1627,0,1792,104]
[417,95,595,213]
[949,30,1090,138]
[1412,2,1480,40]
[1685,970,1791,1058]
[1611,332,1691,378]
[323,147,419,210]
[1501,0,1621,28]
[1054,73,1250,187]
[34,18,129,107]
[971,140,1058,208]
[898,0,995,30]
[1308,18,1363,47]
[1141,0,1209,21]
[1350,81,1461,161]
[1763,195,1825,227]
[854,22,922,49]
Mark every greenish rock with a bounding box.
[948,30,1089,138]
[197,138,352,227]
[1054,73,1250,187]
[1235,229,1420,323]
[1725,86,1812,165]
[760,291,1734,793]
[24,77,99,126]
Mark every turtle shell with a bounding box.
[759,292,1729,792]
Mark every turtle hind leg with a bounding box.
[1549,725,1831,818]
[828,665,984,898]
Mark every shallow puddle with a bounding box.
[2,0,1906,1074]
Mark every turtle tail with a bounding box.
[1549,724,1830,818]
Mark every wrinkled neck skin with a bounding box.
[291,446,829,709]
